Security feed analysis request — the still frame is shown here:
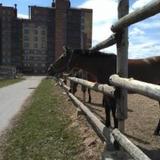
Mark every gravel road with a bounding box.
[0,76,45,135]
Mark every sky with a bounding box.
[1,0,160,58]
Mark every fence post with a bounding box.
[82,70,87,102]
[116,0,129,133]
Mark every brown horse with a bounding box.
[48,48,160,135]
[69,69,96,103]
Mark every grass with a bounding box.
[0,78,24,88]
[1,79,83,160]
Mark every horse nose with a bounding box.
[47,68,52,75]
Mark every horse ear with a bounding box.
[63,46,67,52]
[63,46,71,56]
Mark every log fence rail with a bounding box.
[56,0,160,159]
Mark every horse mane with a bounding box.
[144,56,160,61]
[73,49,160,61]
[73,49,116,57]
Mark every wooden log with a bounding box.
[68,92,115,145]
[90,34,116,51]
[82,71,87,103]
[63,73,70,77]
[58,79,114,145]
[109,74,160,101]
[68,77,115,97]
[112,129,151,160]
[58,80,150,160]
[58,78,70,92]
[116,0,129,132]
[111,0,160,32]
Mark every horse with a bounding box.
[69,69,96,103]
[48,47,160,135]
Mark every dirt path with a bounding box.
[0,76,44,135]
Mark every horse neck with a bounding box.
[73,55,96,74]
[72,54,116,83]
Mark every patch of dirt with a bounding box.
[58,81,160,160]
[53,82,104,160]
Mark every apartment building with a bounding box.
[29,5,55,69]
[0,0,92,74]
[0,4,22,70]
[54,0,92,59]
[67,8,92,50]
[22,20,47,73]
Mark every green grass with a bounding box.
[1,79,82,160]
[0,78,24,88]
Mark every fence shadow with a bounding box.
[139,146,160,160]
[124,133,150,145]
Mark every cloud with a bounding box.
[79,0,160,58]
[78,0,117,53]
[129,0,160,58]
[17,13,29,19]
[129,40,160,58]
[79,0,117,24]
[78,1,117,39]
[133,16,160,30]
[131,0,152,10]
[129,27,145,36]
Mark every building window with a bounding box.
[42,30,46,35]
[24,36,29,41]
[34,30,38,35]
[24,43,29,48]
[24,23,29,28]
[34,37,38,41]
[42,36,46,41]
[24,50,29,54]
[34,43,38,48]
[41,43,46,49]
[24,29,29,34]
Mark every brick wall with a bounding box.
[67,9,81,49]
[55,0,70,60]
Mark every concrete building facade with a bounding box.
[22,20,47,73]
[29,5,55,72]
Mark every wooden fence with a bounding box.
[57,0,160,159]
[89,0,160,133]
[58,78,151,160]
[62,75,160,160]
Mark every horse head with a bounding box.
[47,46,74,76]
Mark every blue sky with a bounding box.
[1,0,160,58]
[0,0,85,15]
